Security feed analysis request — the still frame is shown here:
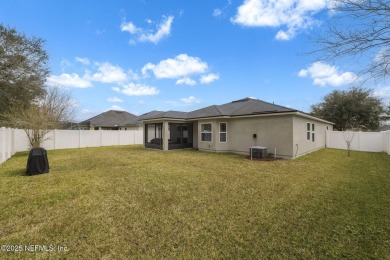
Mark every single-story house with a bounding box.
[140,98,334,159]
[77,110,137,130]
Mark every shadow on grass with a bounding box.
[4,169,26,177]
[1,152,28,177]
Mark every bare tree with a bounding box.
[312,0,390,82]
[343,131,355,157]
[3,87,75,148]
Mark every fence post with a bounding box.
[387,132,390,155]
[79,130,82,148]
[53,129,57,150]
[100,129,103,147]
[1,127,6,163]
[11,128,15,156]
[357,131,361,151]
[325,130,328,148]
[6,128,11,159]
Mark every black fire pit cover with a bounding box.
[26,147,50,175]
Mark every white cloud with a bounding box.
[86,62,127,83]
[109,105,125,111]
[213,9,222,17]
[181,96,200,104]
[128,69,140,80]
[298,61,358,87]
[142,54,208,79]
[231,0,327,40]
[140,16,174,44]
[60,59,71,69]
[75,57,90,65]
[113,83,159,96]
[165,96,201,107]
[176,77,197,86]
[121,22,141,34]
[107,97,124,103]
[46,73,92,88]
[121,15,174,44]
[200,73,220,84]
[49,59,144,90]
[213,0,233,17]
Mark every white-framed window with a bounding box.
[219,122,227,143]
[201,123,212,142]
[306,122,315,142]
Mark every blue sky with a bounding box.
[1,0,389,121]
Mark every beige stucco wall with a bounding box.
[120,125,143,131]
[197,115,295,158]
[142,114,333,159]
[292,116,333,158]
[196,115,334,159]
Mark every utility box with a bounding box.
[250,146,267,160]
[26,147,50,175]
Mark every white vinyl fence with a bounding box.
[326,130,390,155]
[0,127,143,164]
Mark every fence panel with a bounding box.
[54,130,81,149]
[13,129,30,152]
[359,132,384,152]
[0,127,6,164]
[80,130,101,148]
[102,130,119,146]
[0,128,144,165]
[326,130,389,153]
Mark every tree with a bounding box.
[0,24,49,119]
[343,131,355,156]
[3,87,75,148]
[312,0,390,82]
[311,87,385,131]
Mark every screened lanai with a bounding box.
[144,122,193,150]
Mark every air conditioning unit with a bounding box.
[250,146,267,160]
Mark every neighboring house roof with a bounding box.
[79,110,136,127]
[381,125,390,131]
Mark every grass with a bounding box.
[0,146,389,259]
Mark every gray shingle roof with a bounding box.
[141,98,297,121]
[123,110,164,126]
[79,110,136,127]
[188,98,295,118]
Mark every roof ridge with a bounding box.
[231,97,252,103]
[254,98,296,111]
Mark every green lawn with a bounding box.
[0,146,389,259]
